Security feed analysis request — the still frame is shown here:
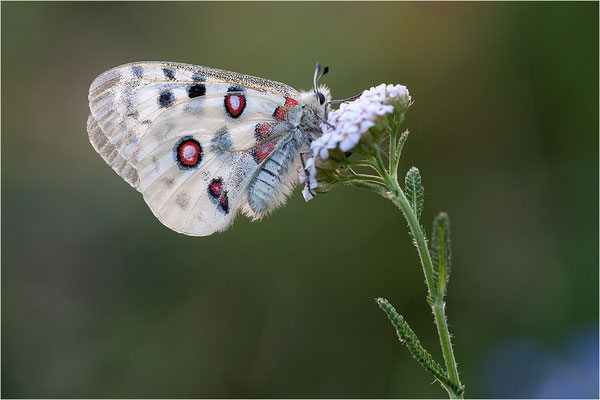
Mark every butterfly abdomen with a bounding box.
[246,136,302,217]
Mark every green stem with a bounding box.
[345,179,387,194]
[388,120,401,180]
[345,171,386,184]
[372,150,464,399]
[388,127,398,175]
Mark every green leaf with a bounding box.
[376,298,463,396]
[405,167,424,220]
[396,130,409,158]
[431,212,452,298]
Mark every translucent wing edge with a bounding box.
[87,114,140,189]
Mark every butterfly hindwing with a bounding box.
[137,105,290,235]
[87,61,304,236]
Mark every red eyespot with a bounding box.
[207,178,229,214]
[208,180,223,198]
[175,137,202,169]
[224,94,246,118]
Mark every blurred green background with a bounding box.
[2,2,598,398]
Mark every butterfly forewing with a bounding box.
[88,61,303,236]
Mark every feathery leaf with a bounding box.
[405,167,424,220]
[376,298,463,396]
[396,130,409,159]
[431,212,452,298]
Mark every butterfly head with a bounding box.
[300,84,331,112]
[299,63,332,119]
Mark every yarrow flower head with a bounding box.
[299,83,411,201]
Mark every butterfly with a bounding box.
[87,61,331,236]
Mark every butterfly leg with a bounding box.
[316,112,335,129]
[300,152,316,198]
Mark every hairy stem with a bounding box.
[372,149,464,399]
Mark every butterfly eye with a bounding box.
[317,92,326,105]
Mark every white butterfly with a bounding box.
[87,61,331,236]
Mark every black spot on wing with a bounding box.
[162,68,175,80]
[227,85,245,93]
[187,83,206,98]
[158,90,175,108]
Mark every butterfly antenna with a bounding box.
[313,63,330,105]
[313,63,321,94]
[314,64,330,88]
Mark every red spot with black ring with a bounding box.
[224,94,246,118]
[174,136,202,170]
[208,180,223,198]
[208,178,229,214]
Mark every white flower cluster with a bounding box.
[299,84,410,201]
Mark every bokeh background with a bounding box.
[2,2,598,398]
